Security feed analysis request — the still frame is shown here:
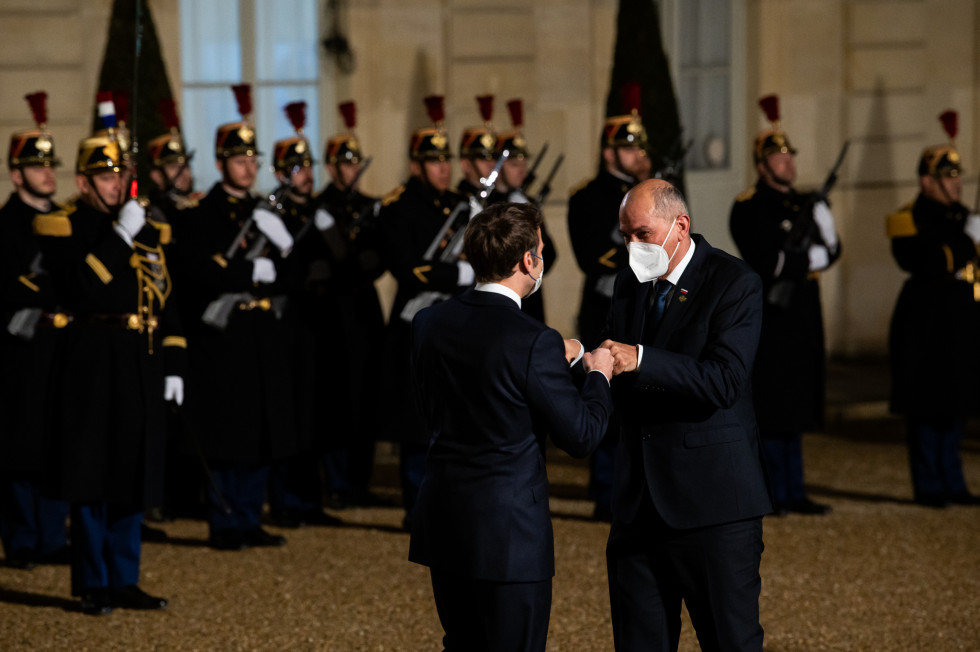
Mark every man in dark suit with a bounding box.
[599,179,772,651]
[409,202,615,652]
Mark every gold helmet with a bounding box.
[410,95,452,162]
[215,84,261,159]
[76,135,125,175]
[496,98,528,159]
[325,101,364,165]
[8,91,61,169]
[918,110,962,178]
[147,98,190,168]
[459,95,497,161]
[753,94,797,162]
[273,101,314,172]
[603,82,647,150]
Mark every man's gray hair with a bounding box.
[649,182,689,223]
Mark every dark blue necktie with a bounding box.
[645,280,673,338]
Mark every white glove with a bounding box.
[252,257,277,284]
[457,260,475,286]
[813,201,838,249]
[508,189,530,204]
[808,244,830,272]
[964,214,980,244]
[253,207,294,256]
[114,199,146,246]
[314,207,336,231]
[164,376,184,406]
[468,196,483,219]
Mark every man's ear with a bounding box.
[149,169,164,188]
[409,160,421,178]
[602,147,616,169]
[75,174,89,195]
[10,169,23,187]
[677,213,691,236]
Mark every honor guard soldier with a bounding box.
[180,84,300,550]
[729,95,839,516]
[33,111,184,614]
[567,82,648,520]
[887,110,980,508]
[377,95,471,528]
[146,99,201,216]
[264,101,342,528]
[457,95,499,216]
[0,92,70,570]
[315,100,388,508]
[490,98,558,323]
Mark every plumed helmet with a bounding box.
[325,100,364,165]
[215,84,261,159]
[272,101,314,172]
[496,98,528,159]
[148,99,191,168]
[9,91,61,169]
[459,95,497,161]
[410,95,453,162]
[918,110,962,178]
[753,94,797,162]
[603,82,648,150]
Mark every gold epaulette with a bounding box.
[381,185,406,207]
[162,335,187,349]
[734,186,756,202]
[147,219,172,245]
[33,204,76,237]
[174,195,200,210]
[886,203,916,239]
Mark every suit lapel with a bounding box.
[652,236,710,347]
[631,280,652,342]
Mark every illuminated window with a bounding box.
[179,0,321,192]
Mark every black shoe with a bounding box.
[141,522,169,542]
[946,492,980,506]
[914,494,948,508]
[209,529,247,551]
[300,509,342,527]
[36,545,72,565]
[244,527,286,547]
[785,498,832,515]
[80,588,113,616]
[111,585,168,610]
[4,554,37,570]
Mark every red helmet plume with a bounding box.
[620,81,641,115]
[25,92,48,127]
[284,101,307,133]
[759,94,780,124]
[338,101,357,130]
[231,84,252,118]
[476,95,494,124]
[424,95,445,124]
[158,99,180,131]
[507,99,523,129]
[939,110,958,142]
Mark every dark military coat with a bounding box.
[887,193,979,417]
[378,175,467,443]
[730,180,839,433]
[315,183,386,443]
[567,169,634,347]
[179,183,300,464]
[33,199,185,506]
[0,193,62,473]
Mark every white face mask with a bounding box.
[526,252,544,297]
[627,216,679,284]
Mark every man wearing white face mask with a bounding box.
[599,179,771,651]
[729,95,838,516]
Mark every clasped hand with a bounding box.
[598,340,638,376]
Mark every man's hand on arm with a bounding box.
[583,346,614,382]
[599,339,639,375]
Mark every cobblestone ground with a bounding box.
[0,416,978,651]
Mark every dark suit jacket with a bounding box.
[408,288,613,582]
[602,234,772,529]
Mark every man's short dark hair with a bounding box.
[464,202,543,283]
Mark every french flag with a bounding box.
[97,91,117,129]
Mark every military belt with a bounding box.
[81,313,159,331]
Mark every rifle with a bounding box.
[532,153,564,207]
[478,148,510,206]
[201,189,285,329]
[767,140,850,308]
[520,142,549,194]
[654,137,692,185]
